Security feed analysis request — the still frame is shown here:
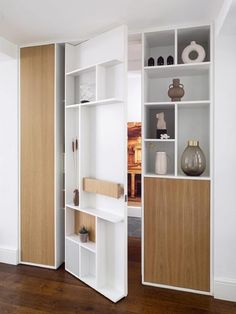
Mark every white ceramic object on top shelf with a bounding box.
[182,41,206,64]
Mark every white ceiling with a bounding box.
[0,0,225,45]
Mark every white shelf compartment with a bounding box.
[66,204,124,223]
[177,26,211,64]
[144,104,175,139]
[144,30,176,67]
[66,234,96,253]
[96,218,126,303]
[144,141,175,176]
[80,246,96,289]
[144,64,210,103]
[177,102,210,177]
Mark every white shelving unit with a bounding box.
[142,24,213,294]
[65,26,127,303]
[142,25,212,180]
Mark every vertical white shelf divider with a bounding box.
[174,103,178,176]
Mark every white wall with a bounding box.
[214,33,236,301]
[128,72,141,122]
[0,37,18,265]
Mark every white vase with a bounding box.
[155,152,167,175]
[182,41,206,64]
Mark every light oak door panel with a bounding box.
[144,178,210,291]
[21,45,55,266]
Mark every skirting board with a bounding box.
[0,247,19,265]
[214,278,236,302]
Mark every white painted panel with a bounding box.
[65,238,79,277]
[74,26,126,69]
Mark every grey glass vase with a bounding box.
[181,140,206,176]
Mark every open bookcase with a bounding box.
[64,26,127,303]
[143,25,212,179]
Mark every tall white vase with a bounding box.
[155,152,167,175]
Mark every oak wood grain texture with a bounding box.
[75,212,96,242]
[83,177,124,199]
[20,45,55,266]
[0,239,235,314]
[144,178,210,292]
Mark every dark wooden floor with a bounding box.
[0,238,236,314]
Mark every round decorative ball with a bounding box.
[181,41,206,64]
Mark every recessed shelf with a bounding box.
[66,204,124,223]
[144,62,210,78]
[66,234,96,253]
[66,98,123,109]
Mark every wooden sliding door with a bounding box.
[144,177,210,292]
[20,45,55,266]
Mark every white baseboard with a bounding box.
[128,206,141,218]
[214,278,236,302]
[0,247,19,265]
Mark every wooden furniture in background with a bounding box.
[144,177,210,291]
[20,44,64,268]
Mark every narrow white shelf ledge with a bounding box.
[66,203,124,223]
[144,100,210,106]
[66,98,123,109]
[66,59,122,76]
[144,62,211,78]
[98,286,125,303]
[144,139,175,142]
[66,64,96,76]
[66,234,96,253]
[144,173,211,180]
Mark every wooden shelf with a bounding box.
[66,235,96,253]
[144,62,211,78]
[83,177,124,199]
[66,204,124,223]
[66,98,123,109]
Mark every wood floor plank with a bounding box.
[0,239,235,314]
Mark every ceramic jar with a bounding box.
[155,152,167,175]
[168,78,185,101]
[182,41,206,64]
[181,140,206,176]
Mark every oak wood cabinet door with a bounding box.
[144,177,210,292]
[20,45,55,266]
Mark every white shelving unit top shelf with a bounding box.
[144,62,211,78]
[66,204,124,223]
[66,98,123,109]
[66,234,96,253]
[66,59,122,76]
